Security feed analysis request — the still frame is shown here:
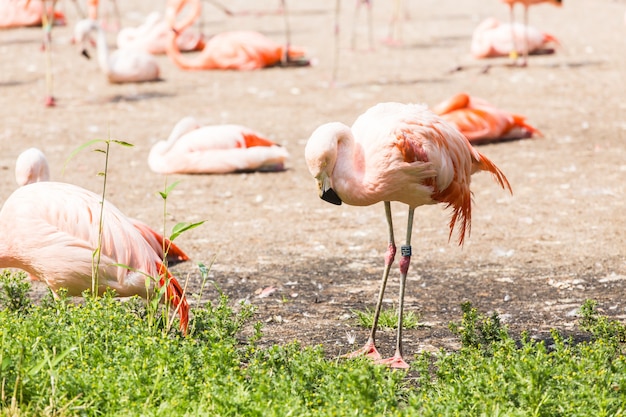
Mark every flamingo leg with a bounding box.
[508,3,519,61]
[366,0,374,51]
[377,207,414,369]
[331,0,341,86]
[344,201,396,360]
[42,0,56,107]
[351,0,373,50]
[521,5,530,66]
[385,0,403,45]
[280,0,291,65]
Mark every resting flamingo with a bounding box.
[431,92,541,144]
[305,102,512,368]
[0,0,64,29]
[14,148,189,264]
[165,0,308,70]
[148,116,289,174]
[0,181,189,334]
[116,11,204,55]
[499,0,562,65]
[73,18,160,83]
[471,17,559,59]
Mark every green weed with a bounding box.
[2,275,626,416]
[352,306,420,330]
[0,271,32,314]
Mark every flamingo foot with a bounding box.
[44,96,56,107]
[381,37,403,47]
[342,339,382,361]
[376,353,410,369]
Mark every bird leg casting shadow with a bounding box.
[377,207,414,369]
[344,201,396,361]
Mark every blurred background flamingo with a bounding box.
[471,17,559,59]
[0,0,65,28]
[431,93,541,144]
[499,0,562,65]
[73,18,161,83]
[148,116,290,174]
[166,0,309,70]
[116,11,204,55]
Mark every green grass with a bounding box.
[352,306,421,330]
[1,272,625,416]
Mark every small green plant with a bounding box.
[352,306,420,330]
[578,299,626,343]
[0,271,32,314]
[448,301,508,350]
[65,137,133,297]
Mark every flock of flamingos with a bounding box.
[1,0,566,368]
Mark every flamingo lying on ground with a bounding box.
[499,0,562,65]
[73,18,160,83]
[431,92,541,144]
[117,11,204,55]
[148,116,289,174]
[305,102,512,368]
[0,0,65,29]
[14,147,189,264]
[0,181,189,334]
[471,17,559,59]
[166,0,308,70]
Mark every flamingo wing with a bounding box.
[0,182,189,333]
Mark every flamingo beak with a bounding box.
[317,175,342,205]
[81,49,90,59]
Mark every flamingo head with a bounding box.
[305,122,347,206]
[72,19,98,59]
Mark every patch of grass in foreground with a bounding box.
[352,306,421,330]
[1,272,626,416]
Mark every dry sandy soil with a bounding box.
[1,0,625,360]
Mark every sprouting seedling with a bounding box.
[157,178,205,267]
[64,137,134,297]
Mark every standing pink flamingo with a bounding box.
[165,0,308,70]
[471,17,559,59]
[499,0,562,65]
[431,92,541,144]
[73,18,161,83]
[0,181,189,334]
[14,148,189,264]
[148,116,289,174]
[305,102,512,368]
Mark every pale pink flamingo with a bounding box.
[0,181,189,334]
[73,18,161,83]
[499,0,562,65]
[0,0,64,29]
[148,116,289,174]
[166,0,308,70]
[471,17,559,59]
[305,102,512,368]
[431,92,541,144]
[14,148,189,264]
[116,11,204,55]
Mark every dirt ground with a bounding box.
[1,0,625,360]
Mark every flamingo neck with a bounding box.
[330,129,371,206]
[94,25,111,76]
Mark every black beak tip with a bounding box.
[81,49,90,59]
[321,188,342,206]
